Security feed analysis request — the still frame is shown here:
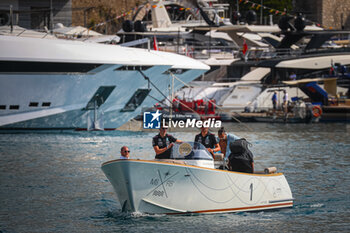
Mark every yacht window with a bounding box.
[29,102,39,107]
[0,61,101,73]
[85,86,116,110]
[42,102,51,107]
[163,68,189,75]
[0,105,6,110]
[121,89,151,112]
[9,105,19,110]
[140,66,153,71]
[114,66,153,71]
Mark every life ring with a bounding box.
[312,105,322,118]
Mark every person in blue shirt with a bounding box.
[272,91,277,112]
[217,127,240,159]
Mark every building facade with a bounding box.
[1,0,349,31]
[294,0,350,29]
[0,0,71,30]
[71,0,142,34]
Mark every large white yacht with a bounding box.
[0,35,209,130]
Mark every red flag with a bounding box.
[153,35,158,51]
[242,39,248,55]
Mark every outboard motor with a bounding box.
[134,20,147,32]
[294,13,306,31]
[278,15,294,32]
[245,10,257,25]
[231,11,241,24]
[122,20,134,32]
[278,13,305,32]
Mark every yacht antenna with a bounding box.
[260,0,263,25]
[50,0,53,34]
[10,5,13,33]
[94,98,98,129]
[170,73,175,120]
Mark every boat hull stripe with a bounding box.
[167,202,293,215]
[269,198,295,203]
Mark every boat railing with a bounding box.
[274,48,303,57]
[174,45,237,59]
[0,26,56,39]
[141,19,209,26]
[304,46,350,55]
[242,46,350,61]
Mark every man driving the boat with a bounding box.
[153,124,182,159]
[217,127,240,158]
[194,126,220,157]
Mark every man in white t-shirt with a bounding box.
[120,146,130,159]
[283,90,288,113]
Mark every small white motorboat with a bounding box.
[101,142,293,214]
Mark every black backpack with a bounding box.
[228,138,254,173]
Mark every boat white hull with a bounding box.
[102,160,293,214]
[0,35,209,129]
[0,67,203,129]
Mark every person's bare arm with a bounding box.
[153,144,173,155]
[207,144,220,154]
[213,143,221,153]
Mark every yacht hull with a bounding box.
[0,35,208,129]
[0,67,203,129]
[101,160,293,214]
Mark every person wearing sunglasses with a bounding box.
[153,123,182,159]
[120,146,130,159]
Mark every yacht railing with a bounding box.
[173,45,237,60]
[240,46,350,61]
[0,26,54,39]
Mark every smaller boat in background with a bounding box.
[283,77,350,122]
[102,142,293,214]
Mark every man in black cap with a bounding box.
[153,124,182,159]
[194,126,220,157]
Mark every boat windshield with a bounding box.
[170,142,213,160]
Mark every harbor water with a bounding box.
[1,123,349,232]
